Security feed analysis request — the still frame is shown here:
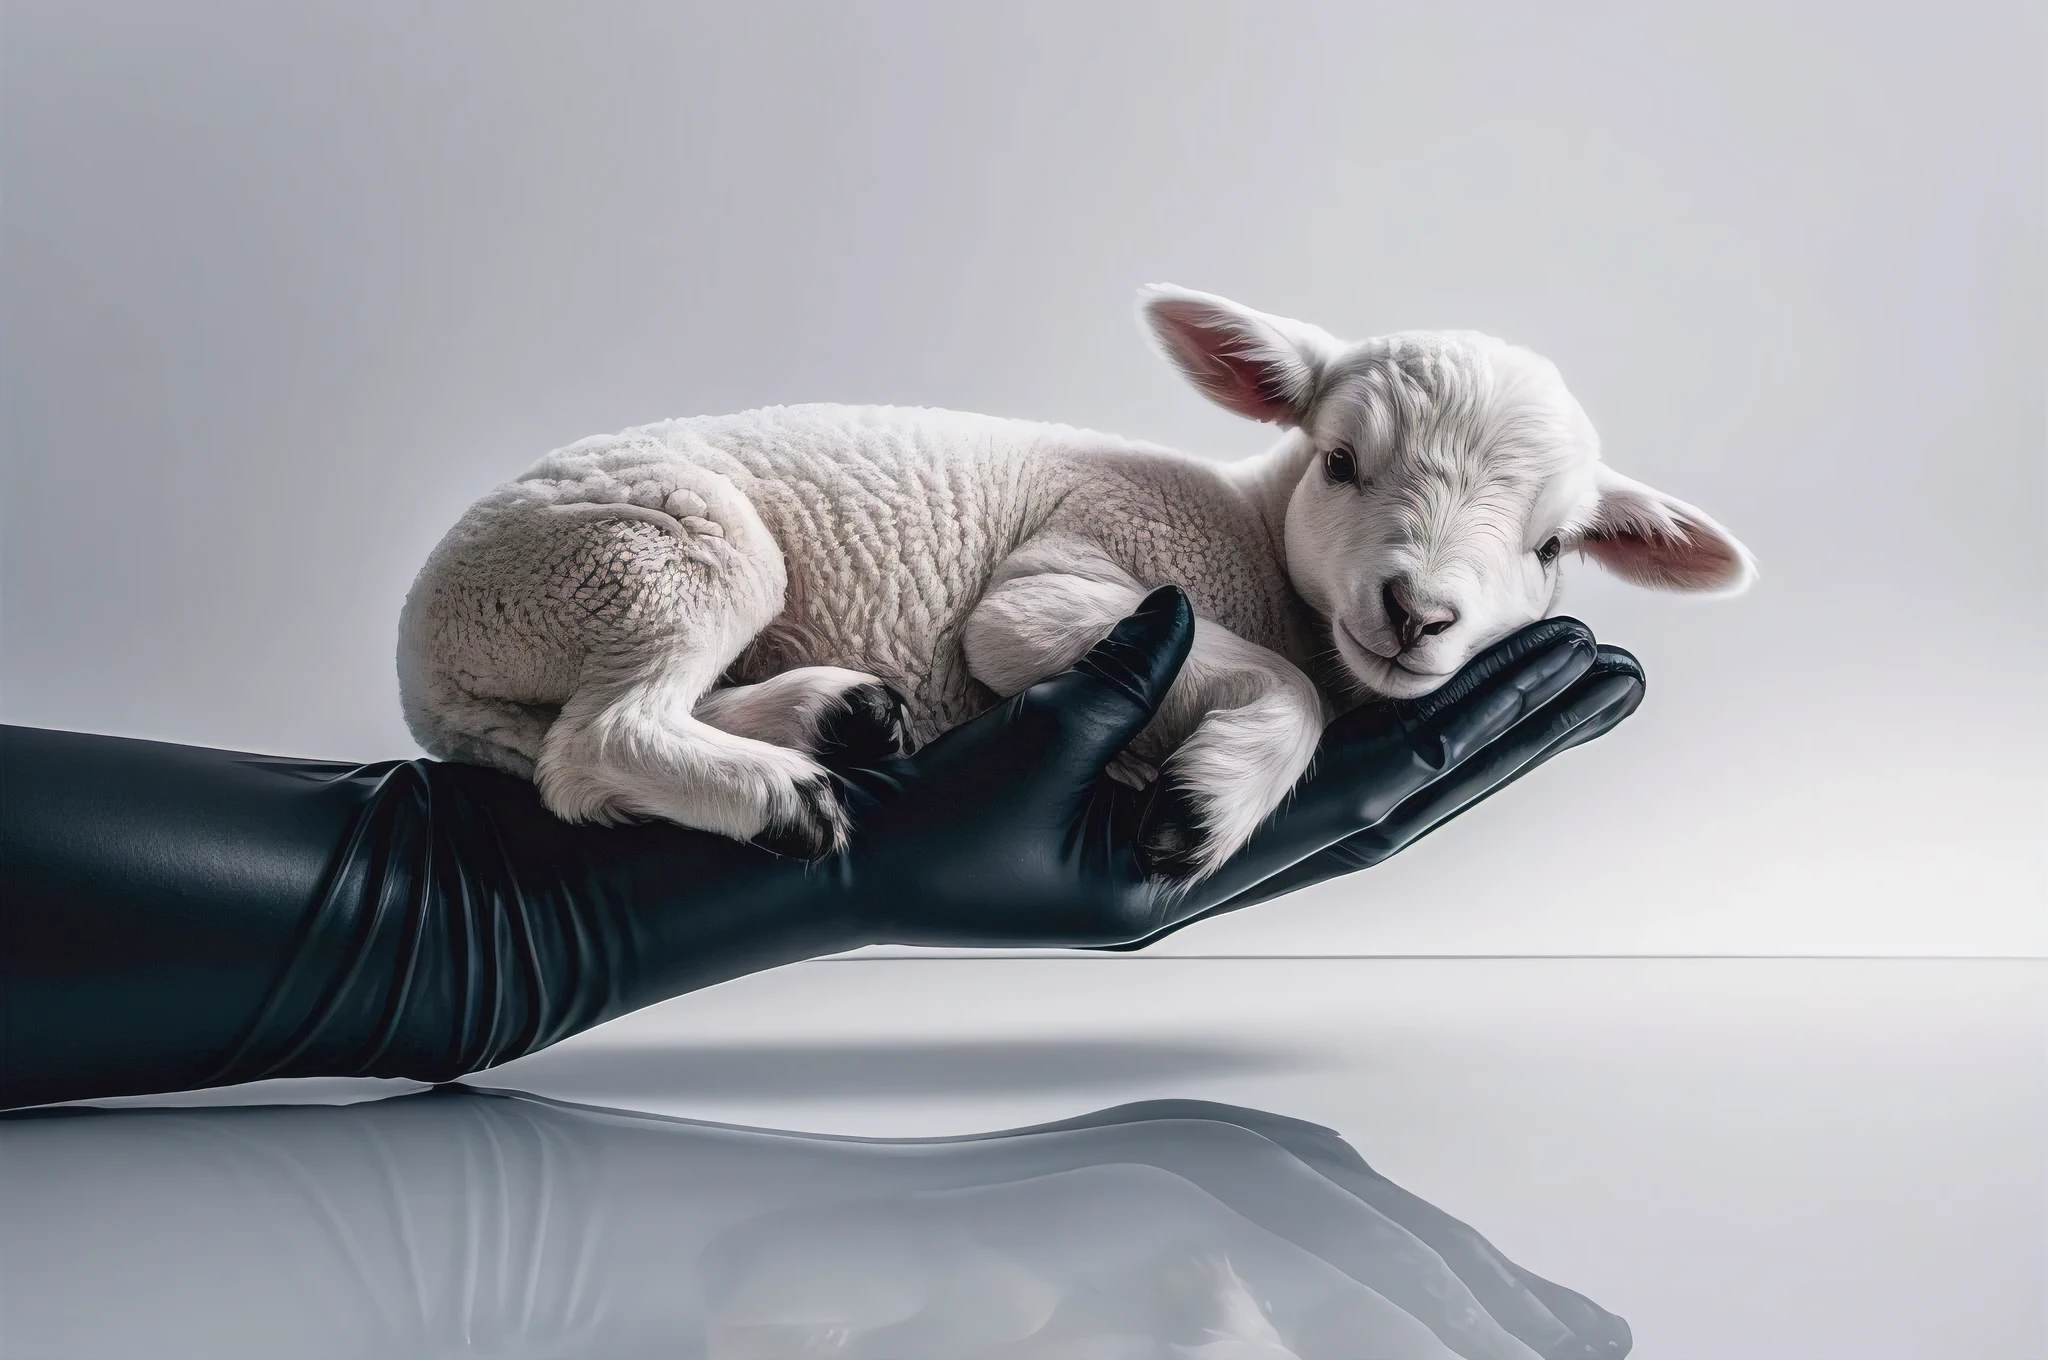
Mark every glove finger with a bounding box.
[1178,620,1595,900]
[1354,667,1646,866]
[1587,643,1644,687]
[1406,617,1597,770]
[1126,659,1644,944]
[1313,618,1596,804]
[1484,646,1643,769]
[1015,584,1196,780]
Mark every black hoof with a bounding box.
[1137,782,1206,880]
[812,682,914,768]
[751,775,850,860]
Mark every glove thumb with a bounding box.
[1019,584,1195,781]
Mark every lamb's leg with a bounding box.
[962,544,1325,880]
[520,477,851,858]
[696,667,913,766]
[542,652,851,858]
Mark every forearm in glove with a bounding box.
[0,588,1641,1108]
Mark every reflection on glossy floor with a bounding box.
[8,959,2043,1358]
[3,1089,1628,1358]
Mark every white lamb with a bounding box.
[398,286,1753,878]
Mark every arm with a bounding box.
[0,727,855,1108]
[2,590,1639,1109]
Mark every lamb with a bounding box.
[397,286,1753,879]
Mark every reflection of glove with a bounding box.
[0,587,1641,1109]
[0,1088,1633,1359]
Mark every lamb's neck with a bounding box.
[1210,431,1334,678]
[1219,431,1317,565]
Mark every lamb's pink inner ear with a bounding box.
[1143,289,1319,426]
[1580,467,1755,594]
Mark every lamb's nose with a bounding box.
[1381,578,1458,651]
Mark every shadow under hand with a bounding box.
[1,1089,1630,1360]
[484,1036,1329,1100]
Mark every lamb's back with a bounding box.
[525,404,1148,734]
[517,403,1319,734]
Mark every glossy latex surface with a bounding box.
[2,589,1641,1108]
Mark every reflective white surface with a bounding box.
[3,1092,1629,1358]
[38,958,2046,1358]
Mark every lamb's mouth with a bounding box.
[1335,621,1454,696]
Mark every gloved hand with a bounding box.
[1172,642,1643,929]
[822,585,1641,950]
[0,586,1641,1108]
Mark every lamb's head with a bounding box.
[1142,285,1755,699]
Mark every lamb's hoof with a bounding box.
[752,774,852,861]
[1137,783,1207,880]
[812,682,913,768]
[1105,750,1158,790]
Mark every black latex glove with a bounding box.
[0,587,1641,1109]
[1103,637,1647,947]
[833,587,1641,949]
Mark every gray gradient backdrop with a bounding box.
[4,1,2041,955]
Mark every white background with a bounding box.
[4,1,2041,955]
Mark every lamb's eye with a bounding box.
[1536,536,1563,566]
[1324,447,1355,484]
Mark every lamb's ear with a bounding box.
[1578,464,1756,594]
[1139,284,1337,426]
